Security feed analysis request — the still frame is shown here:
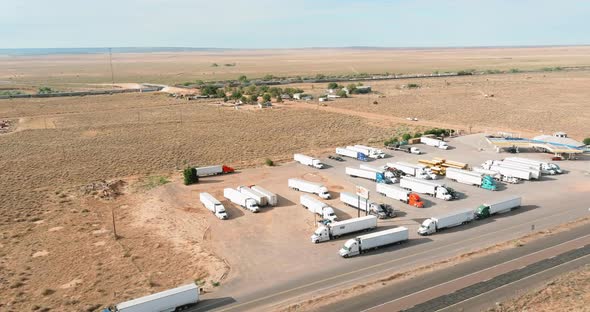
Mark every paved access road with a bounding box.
[322,223,590,312]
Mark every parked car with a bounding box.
[328,155,344,161]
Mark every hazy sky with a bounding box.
[2,0,589,48]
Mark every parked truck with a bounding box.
[223,188,259,213]
[489,164,532,181]
[250,185,278,206]
[194,165,234,177]
[420,136,449,150]
[311,215,377,243]
[386,144,422,154]
[300,194,337,222]
[375,183,424,207]
[199,192,228,220]
[388,162,435,180]
[445,167,497,191]
[288,178,331,199]
[400,177,454,200]
[102,283,199,312]
[352,145,386,158]
[339,227,409,258]
[417,209,474,235]
[360,164,397,181]
[345,167,391,184]
[495,161,541,179]
[339,192,395,219]
[475,196,522,219]
[504,157,561,174]
[237,186,268,206]
[294,153,325,169]
[336,147,368,161]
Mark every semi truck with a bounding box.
[339,192,395,219]
[335,147,368,161]
[489,164,532,181]
[250,185,278,206]
[345,167,391,184]
[352,145,386,158]
[288,178,331,199]
[194,165,234,177]
[199,192,228,220]
[474,166,519,184]
[386,144,422,154]
[311,215,377,243]
[445,167,497,191]
[300,194,337,222]
[417,209,475,235]
[495,161,541,179]
[420,136,449,150]
[475,196,522,219]
[360,164,397,181]
[237,186,268,206]
[504,157,561,174]
[399,177,454,200]
[388,162,435,180]
[294,153,325,169]
[339,227,409,258]
[102,283,199,312]
[375,183,424,207]
[223,188,260,213]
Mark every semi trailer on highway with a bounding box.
[199,192,228,220]
[417,209,475,235]
[445,167,497,190]
[311,215,377,243]
[237,186,268,207]
[194,165,234,177]
[294,153,325,169]
[345,167,391,183]
[336,147,368,161]
[251,185,278,206]
[224,188,260,213]
[288,178,331,199]
[339,192,395,219]
[400,177,454,200]
[420,136,449,150]
[339,227,409,258]
[102,283,200,312]
[375,183,424,207]
[475,196,522,219]
[351,145,386,158]
[300,194,338,222]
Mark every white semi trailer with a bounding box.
[194,165,234,177]
[375,183,424,207]
[420,137,449,150]
[339,227,409,258]
[300,194,337,222]
[489,164,532,181]
[103,283,200,312]
[495,161,540,179]
[399,177,453,200]
[339,192,395,219]
[199,193,228,220]
[237,186,268,206]
[345,167,390,183]
[294,153,325,169]
[251,185,278,206]
[335,147,368,161]
[388,162,433,179]
[288,178,331,199]
[311,215,377,243]
[504,157,561,174]
[352,145,386,158]
[417,209,474,235]
[475,196,522,219]
[360,164,395,179]
[223,188,260,213]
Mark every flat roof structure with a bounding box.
[486,136,587,154]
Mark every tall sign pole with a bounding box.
[356,185,369,217]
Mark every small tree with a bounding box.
[250,94,258,103]
[265,158,274,166]
[583,138,590,145]
[327,82,339,89]
[262,93,271,102]
[337,90,348,98]
[276,96,283,103]
[183,167,198,185]
[238,75,248,83]
[215,89,226,98]
[414,132,423,138]
[402,133,412,141]
[346,84,357,94]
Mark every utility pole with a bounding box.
[108,48,115,87]
[112,208,118,239]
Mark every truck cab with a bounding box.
[435,187,452,200]
[408,193,424,208]
[372,203,395,218]
[318,187,331,199]
[311,225,330,243]
[475,205,490,219]
[312,159,325,169]
[245,200,260,213]
[417,219,435,235]
[339,239,360,258]
[322,208,338,222]
[214,204,228,219]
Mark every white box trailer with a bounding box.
[223,188,259,213]
[311,215,377,243]
[417,209,474,235]
[294,153,324,169]
[446,168,483,186]
[237,186,268,206]
[376,183,409,202]
[475,196,522,219]
[199,193,228,220]
[360,164,396,181]
[300,194,337,222]
[345,167,389,183]
[352,145,386,158]
[504,157,561,174]
[336,147,368,161]
[111,283,199,312]
[420,137,449,150]
[498,161,541,179]
[339,192,395,219]
[339,227,409,257]
[490,165,532,181]
[288,178,331,199]
[194,165,234,177]
[473,167,502,180]
[400,177,452,200]
[251,185,278,206]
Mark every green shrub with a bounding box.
[183,167,198,185]
[509,68,521,73]
[402,133,412,141]
[337,90,348,98]
[328,82,339,89]
[413,132,423,138]
[583,138,590,145]
[407,83,420,89]
[265,158,274,166]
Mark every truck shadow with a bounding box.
[494,183,508,191]
[221,201,246,220]
[275,194,295,207]
[535,176,557,182]
[197,178,223,184]
[188,297,236,312]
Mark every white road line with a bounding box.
[361,235,590,312]
[435,253,590,312]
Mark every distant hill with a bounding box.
[0,47,232,56]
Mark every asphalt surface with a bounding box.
[321,223,590,312]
